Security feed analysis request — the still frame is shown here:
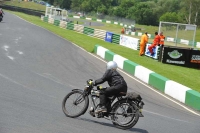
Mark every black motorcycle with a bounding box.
[62,79,145,130]
[0,15,2,22]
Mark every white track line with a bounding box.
[0,73,56,99]
[14,14,200,116]
[143,110,192,123]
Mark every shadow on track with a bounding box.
[77,117,149,133]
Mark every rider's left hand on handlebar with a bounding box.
[87,79,95,86]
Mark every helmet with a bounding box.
[106,61,118,70]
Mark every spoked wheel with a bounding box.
[111,99,139,130]
[62,90,89,118]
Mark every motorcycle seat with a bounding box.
[117,92,126,96]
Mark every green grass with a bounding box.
[4,1,46,12]
[91,23,124,34]
[7,11,200,93]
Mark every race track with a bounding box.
[0,12,200,133]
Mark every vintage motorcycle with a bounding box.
[62,79,145,130]
[0,15,2,22]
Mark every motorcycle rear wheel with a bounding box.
[62,89,89,118]
[111,99,139,130]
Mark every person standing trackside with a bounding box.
[121,27,125,34]
[158,32,165,61]
[139,32,148,56]
[159,32,165,47]
[148,32,160,56]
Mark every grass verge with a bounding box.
[3,1,46,12]
[8,11,200,93]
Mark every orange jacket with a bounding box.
[140,34,148,45]
[121,28,125,34]
[153,35,160,46]
[159,35,165,45]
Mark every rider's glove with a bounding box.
[87,79,95,86]
[97,86,106,90]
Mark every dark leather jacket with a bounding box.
[95,69,127,87]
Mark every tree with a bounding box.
[180,0,200,24]
[113,6,125,17]
[193,0,200,25]
[128,2,158,25]
[119,0,135,17]
[60,0,72,10]
[159,12,181,23]
[71,0,84,11]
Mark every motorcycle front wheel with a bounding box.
[62,89,89,118]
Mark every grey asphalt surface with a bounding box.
[0,12,200,133]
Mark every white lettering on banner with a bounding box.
[191,55,200,63]
[180,39,189,45]
[166,59,185,64]
[167,37,175,42]
[106,33,112,39]
[191,55,200,60]
[120,35,139,50]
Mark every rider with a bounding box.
[0,8,4,18]
[89,61,128,113]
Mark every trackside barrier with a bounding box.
[93,29,106,40]
[102,19,106,23]
[83,27,94,36]
[74,24,84,33]
[197,42,200,48]
[48,18,54,24]
[144,43,160,60]
[80,16,86,19]
[54,20,60,26]
[67,15,134,28]
[43,16,48,23]
[66,22,74,30]
[94,45,200,111]
[41,15,44,21]
[59,21,67,29]
[105,32,113,43]
[97,19,102,22]
[112,34,120,44]
[86,17,92,20]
